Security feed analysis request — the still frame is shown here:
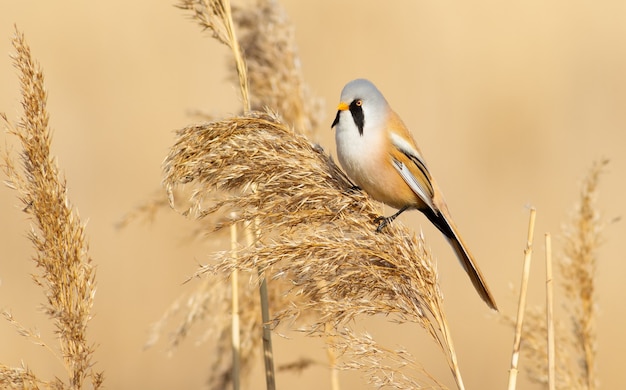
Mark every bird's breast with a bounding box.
[335,123,421,210]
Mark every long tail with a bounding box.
[423,208,498,311]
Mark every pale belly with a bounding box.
[336,127,420,210]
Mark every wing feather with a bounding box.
[389,131,436,213]
[391,159,436,212]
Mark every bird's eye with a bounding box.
[355,99,363,107]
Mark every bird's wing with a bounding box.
[387,114,498,310]
[391,159,436,212]
[389,131,437,213]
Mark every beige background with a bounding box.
[1,1,624,389]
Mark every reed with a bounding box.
[507,208,537,390]
[162,110,460,388]
[557,159,607,389]
[507,159,608,389]
[1,27,103,389]
[231,0,325,136]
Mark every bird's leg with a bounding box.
[374,205,411,232]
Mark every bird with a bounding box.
[331,78,497,310]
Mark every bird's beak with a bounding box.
[331,102,348,129]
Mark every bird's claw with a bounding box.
[374,216,391,233]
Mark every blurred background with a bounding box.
[1,1,624,388]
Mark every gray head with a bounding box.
[331,79,390,136]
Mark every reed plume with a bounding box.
[147,0,326,387]
[1,27,103,389]
[557,158,607,389]
[162,110,461,388]
[177,0,250,111]
[231,0,325,136]
[508,159,608,389]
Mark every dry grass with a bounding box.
[161,110,461,388]
[507,159,609,390]
[176,0,324,136]
[177,0,250,111]
[152,0,469,388]
[557,159,608,390]
[1,27,103,389]
[145,0,329,388]
[231,0,325,136]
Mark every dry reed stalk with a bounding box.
[506,159,608,389]
[163,111,460,388]
[175,0,324,136]
[1,27,103,389]
[230,218,241,390]
[230,2,324,384]
[231,0,325,137]
[176,1,281,387]
[325,322,341,390]
[545,233,556,390]
[177,0,250,112]
[145,1,323,388]
[507,207,537,390]
[258,270,276,390]
[243,219,276,390]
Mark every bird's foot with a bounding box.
[374,216,393,233]
[373,205,411,233]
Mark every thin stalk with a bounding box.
[545,233,555,390]
[431,304,465,390]
[244,219,275,390]
[222,0,268,385]
[507,207,537,390]
[258,275,275,390]
[230,217,241,390]
[324,323,340,390]
[220,0,250,112]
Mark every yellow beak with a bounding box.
[337,102,349,111]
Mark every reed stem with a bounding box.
[545,233,555,390]
[507,207,536,390]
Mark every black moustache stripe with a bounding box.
[349,100,364,136]
[331,110,341,128]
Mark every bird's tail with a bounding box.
[424,208,498,311]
